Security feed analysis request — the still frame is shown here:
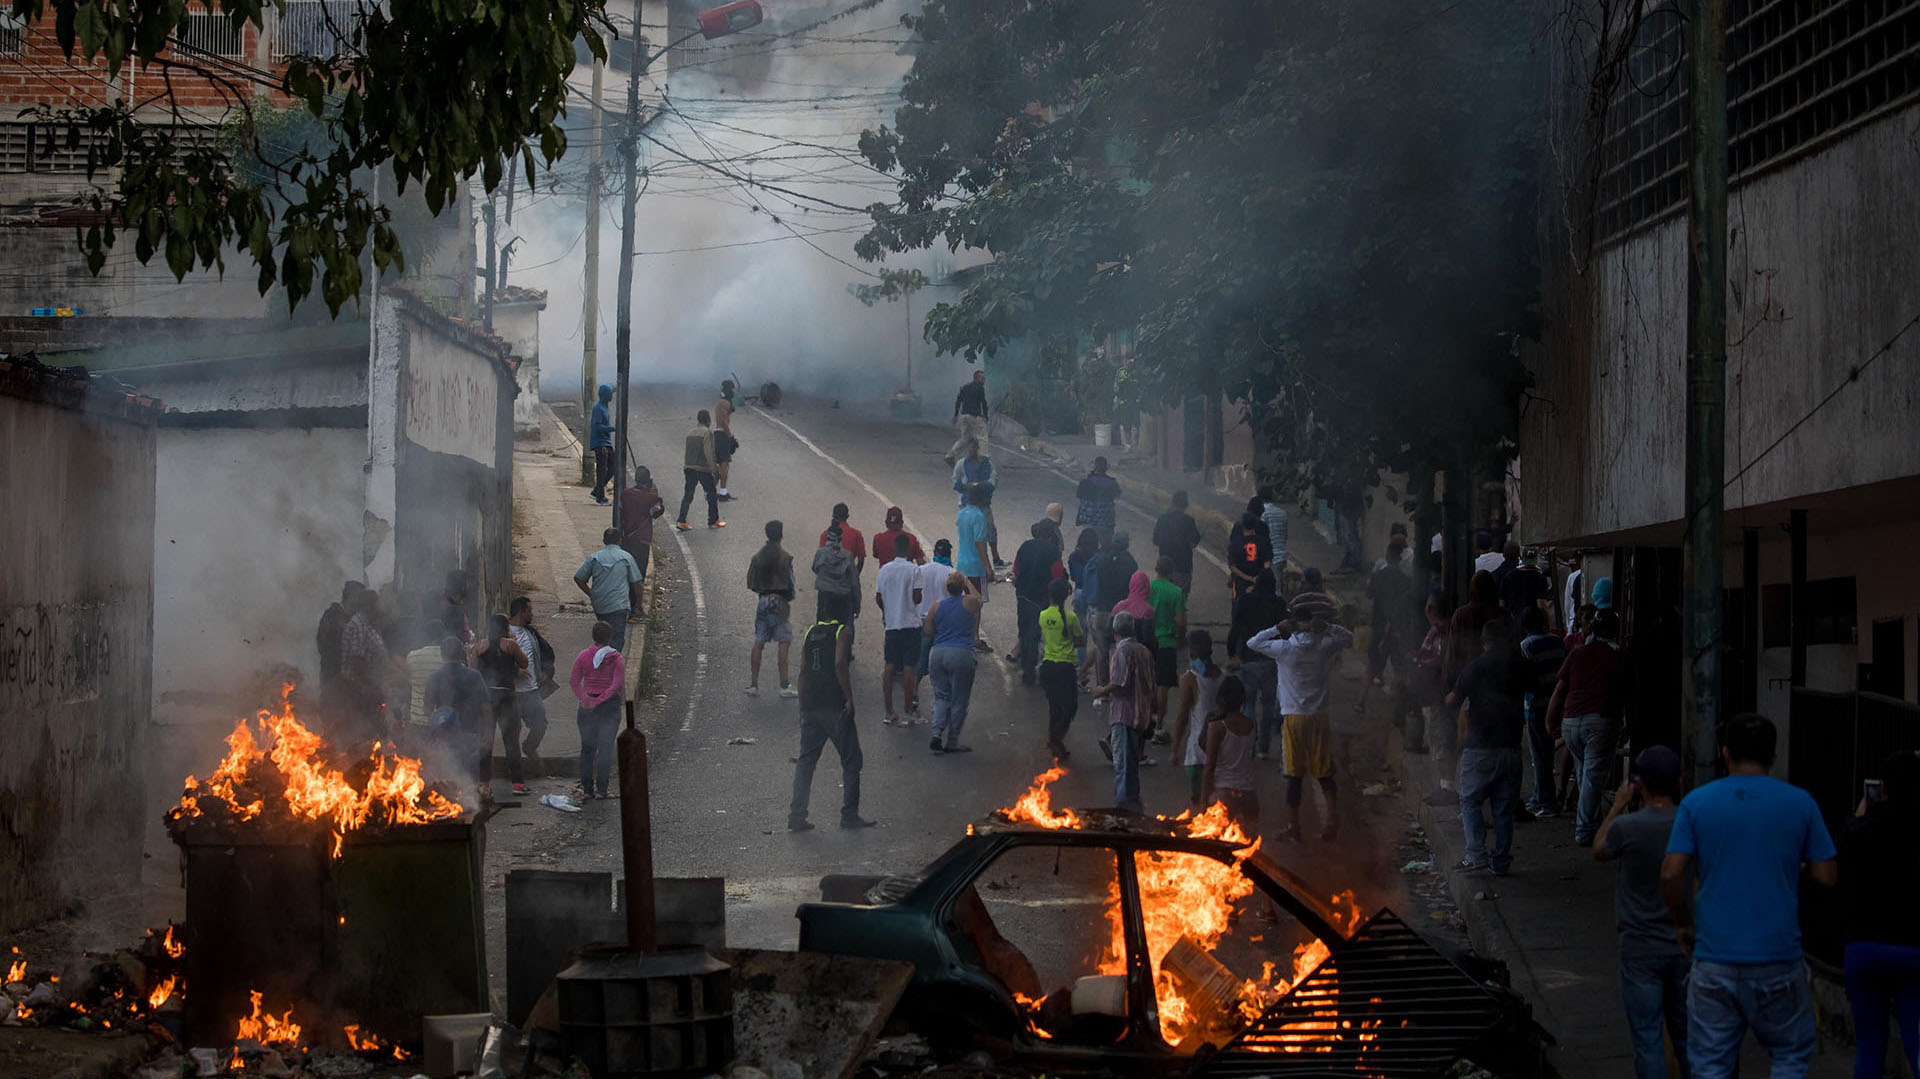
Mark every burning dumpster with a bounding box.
[164,685,485,1049]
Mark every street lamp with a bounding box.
[610,0,763,535]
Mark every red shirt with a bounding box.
[620,484,664,544]
[819,525,867,563]
[870,528,924,568]
[1557,640,1627,719]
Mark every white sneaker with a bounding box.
[744,684,759,697]
[778,685,799,699]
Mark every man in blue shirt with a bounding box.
[589,384,615,505]
[955,483,991,652]
[1662,713,1837,1078]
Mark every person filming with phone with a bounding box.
[1838,750,1920,1078]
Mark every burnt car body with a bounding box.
[797,818,1550,1077]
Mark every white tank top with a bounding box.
[1211,722,1257,792]
[1185,671,1223,766]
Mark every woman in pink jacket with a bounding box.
[569,621,625,800]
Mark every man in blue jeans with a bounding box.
[1594,745,1691,1079]
[1547,608,1630,843]
[1662,714,1837,1078]
[1444,619,1529,875]
[1093,611,1155,815]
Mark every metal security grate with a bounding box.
[0,12,25,54]
[173,8,245,58]
[1201,911,1522,1078]
[1592,0,1920,245]
[0,121,222,174]
[273,0,367,59]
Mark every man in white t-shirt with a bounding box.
[1472,529,1505,575]
[874,534,926,726]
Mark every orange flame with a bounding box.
[148,974,177,1010]
[5,959,24,983]
[162,925,183,959]
[171,685,462,857]
[992,771,1363,1049]
[234,990,302,1046]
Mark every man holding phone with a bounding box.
[1593,745,1690,1079]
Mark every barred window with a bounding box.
[174,8,245,59]
[0,12,26,54]
[0,121,219,174]
[274,0,366,59]
[1592,0,1920,245]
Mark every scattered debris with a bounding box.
[727,737,759,746]
[540,794,583,813]
[1361,782,1393,796]
[1401,858,1435,873]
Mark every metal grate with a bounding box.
[174,7,244,58]
[273,0,367,59]
[1201,911,1518,1078]
[0,121,222,174]
[1592,0,1920,245]
[0,12,25,54]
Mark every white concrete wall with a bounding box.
[1525,103,1920,543]
[493,302,543,433]
[150,425,365,724]
[401,309,503,467]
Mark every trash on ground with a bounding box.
[539,794,582,813]
[727,737,758,745]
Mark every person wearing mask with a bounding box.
[422,636,490,789]
[589,383,614,505]
[574,527,644,652]
[618,466,666,617]
[1592,745,1691,1079]
[955,483,993,651]
[812,521,858,623]
[1074,456,1121,542]
[925,572,984,754]
[947,368,990,464]
[1010,521,1062,685]
[1246,610,1354,841]
[1838,750,1920,1079]
[1231,567,1284,758]
[950,439,1004,569]
[1546,608,1630,844]
[1087,530,1138,685]
[1152,491,1203,594]
[873,534,925,726]
[1148,557,1188,729]
[1092,611,1155,816]
[675,409,724,530]
[568,621,624,801]
[713,379,738,501]
[1200,676,1259,835]
[1227,499,1272,600]
[871,506,925,569]
[789,608,872,831]
[1037,576,1084,762]
[470,613,527,797]
[1170,630,1223,811]
[1517,606,1567,820]
[1444,619,1529,875]
[1501,548,1552,617]
[1112,569,1157,728]
[505,597,555,787]
[1258,485,1289,587]
[1662,714,1837,1078]
[745,520,798,699]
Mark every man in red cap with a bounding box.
[871,506,926,569]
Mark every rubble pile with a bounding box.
[3,930,184,1037]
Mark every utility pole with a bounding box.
[482,199,497,332]
[580,54,604,486]
[611,0,647,539]
[1682,0,1728,788]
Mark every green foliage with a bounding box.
[859,0,1545,499]
[10,0,610,315]
[849,267,928,307]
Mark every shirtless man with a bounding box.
[715,379,738,501]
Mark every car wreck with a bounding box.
[798,769,1550,1077]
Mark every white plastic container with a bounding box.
[1092,423,1112,447]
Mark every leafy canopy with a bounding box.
[11,0,610,314]
[858,0,1544,496]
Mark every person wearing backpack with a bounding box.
[470,614,527,798]
[789,613,873,831]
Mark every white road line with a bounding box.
[669,525,708,732]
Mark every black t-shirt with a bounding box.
[1092,551,1138,609]
[799,621,848,712]
[1013,537,1058,600]
[1500,566,1551,615]
[1227,522,1270,581]
[1152,510,1202,574]
[1453,649,1529,749]
[1231,588,1284,653]
[1840,806,1920,947]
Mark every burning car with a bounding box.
[797,769,1549,1077]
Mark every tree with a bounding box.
[858,0,1545,507]
[11,0,610,313]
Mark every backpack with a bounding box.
[531,628,559,698]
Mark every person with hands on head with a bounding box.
[1593,745,1691,1079]
[1245,609,1353,842]
[1200,675,1259,836]
[1660,713,1836,1079]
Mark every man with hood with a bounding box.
[618,465,665,617]
[676,410,724,530]
[813,521,858,623]
[1011,520,1064,684]
[871,506,925,569]
[589,384,615,505]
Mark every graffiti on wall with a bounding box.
[0,603,112,708]
[403,340,499,466]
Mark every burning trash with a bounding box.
[167,684,464,858]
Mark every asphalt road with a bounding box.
[486,387,1421,967]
